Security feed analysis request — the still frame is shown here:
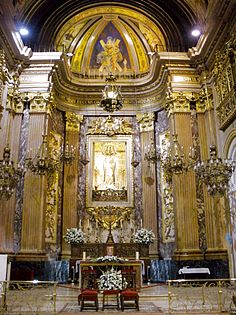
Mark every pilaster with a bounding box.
[20,93,53,260]
[61,112,83,258]
[137,113,159,258]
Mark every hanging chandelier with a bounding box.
[26,135,59,175]
[194,145,235,196]
[0,146,25,200]
[160,134,187,182]
[26,136,76,175]
[100,74,123,112]
[144,134,187,182]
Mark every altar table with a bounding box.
[178,267,210,279]
[79,260,143,289]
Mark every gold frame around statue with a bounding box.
[86,135,134,207]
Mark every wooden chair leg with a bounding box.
[80,297,84,311]
[95,298,99,311]
[136,296,139,311]
[120,295,124,312]
[116,294,120,310]
[102,293,105,311]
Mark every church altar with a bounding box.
[79,260,143,289]
[70,243,149,287]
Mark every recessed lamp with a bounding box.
[191,29,201,37]
[19,28,29,36]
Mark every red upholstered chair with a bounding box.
[120,269,139,311]
[78,269,99,311]
[102,289,120,310]
[78,289,99,311]
[81,269,98,290]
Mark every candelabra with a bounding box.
[144,138,159,167]
[0,146,24,200]
[166,134,187,175]
[60,141,76,165]
[194,145,235,196]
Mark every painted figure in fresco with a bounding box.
[97,36,123,73]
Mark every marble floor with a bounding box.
[2,282,234,314]
[56,282,232,314]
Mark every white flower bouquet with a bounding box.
[63,227,84,244]
[134,228,155,245]
[96,255,123,263]
[98,267,127,290]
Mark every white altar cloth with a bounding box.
[178,267,210,274]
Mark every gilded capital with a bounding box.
[65,112,83,131]
[136,112,155,132]
[164,91,209,114]
[29,92,55,114]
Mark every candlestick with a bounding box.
[71,266,75,282]
[83,251,86,260]
[136,251,139,260]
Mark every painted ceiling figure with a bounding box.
[97,36,123,73]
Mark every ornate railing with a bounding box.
[0,281,57,314]
[167,278,236,313]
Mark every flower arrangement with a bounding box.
[96,255,124,263]
[134,228,155,245]
[98,267,127,290]
[63,227,84,244]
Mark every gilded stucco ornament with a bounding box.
[45,132,61,244]
[137,112,155,132]
[88,116,133,136]
[86,206,133,230]
[0,50,11,84]
[213,34,236,130]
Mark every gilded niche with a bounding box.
[86,135,133,207]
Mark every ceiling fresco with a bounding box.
[54,6,166,76]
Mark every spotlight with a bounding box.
[19,28,29,36]
[191,29,201,37]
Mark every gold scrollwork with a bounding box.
[137,112,155,132]
[45,132,61,244]
[88,116,133,136]
[86,206,133,229]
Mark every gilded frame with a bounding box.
[86,135,134,207]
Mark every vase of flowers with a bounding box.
[134,228,155,245]
[63,227,84,244]
[98,267,127,290]
[96,255,125,263]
